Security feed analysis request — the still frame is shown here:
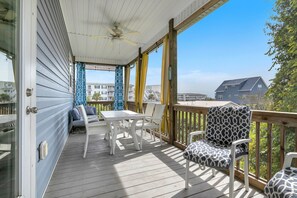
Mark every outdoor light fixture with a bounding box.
[168,66,172,80]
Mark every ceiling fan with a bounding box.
[69,22,140,46]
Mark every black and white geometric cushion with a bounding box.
[205,106,251,147]
[183,139,248,169]
[264,167,297,198]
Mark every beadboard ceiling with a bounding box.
[60,0,226,65]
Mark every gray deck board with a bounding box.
[44,132,265,198]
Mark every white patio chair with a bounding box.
[184,106,252,198]
[122,103,155,138]
[264,152,297,197]
[136,104,165,148]
[78,105,110,158]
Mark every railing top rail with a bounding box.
[87,101,113,104]
[173,104,297,127]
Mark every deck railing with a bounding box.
[87,101,113,115]
[126,101,297,190]
[173,104,297,190]
[0,103,16,115]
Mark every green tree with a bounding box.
[0,94,10,102]
[92,92,101,101]
[148,93,155,101]
[265,0,297,112]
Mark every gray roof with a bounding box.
[215,76,265,92]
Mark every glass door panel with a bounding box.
[0,0,19,197]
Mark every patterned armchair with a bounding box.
[264,152,297,198]
[183,106,252,198]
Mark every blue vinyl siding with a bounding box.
[36,0,73,197]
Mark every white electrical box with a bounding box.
[39,141,48,160]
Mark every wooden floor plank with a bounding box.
[44,132,265,198]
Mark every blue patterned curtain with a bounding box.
[75,62,86,106]
[114,66,124,110]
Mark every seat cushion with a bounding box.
[264,167,297,198]
[183,139,247,169]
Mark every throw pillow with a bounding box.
[72,108,81,120]
[85,106,95,115]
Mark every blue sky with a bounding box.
[86,0,277,98]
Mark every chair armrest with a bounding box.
[231,139,251,158]
[283,152,297,169]
[188,131,205,144]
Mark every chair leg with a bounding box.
[83,135,89,158]
[244,155,249,191]
[140,128,143,149]
[160,129,162,146]
[185,160,189,189]
[229,164,235,198]
[212,168,216,177]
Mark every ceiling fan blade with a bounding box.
[91,35,109,39]
[68,32,92,37]
[105,25,115,35]
[121,38,137,46]
[123,31,140,36]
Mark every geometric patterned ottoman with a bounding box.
[264,167,297,198]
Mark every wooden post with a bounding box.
[169,18,177,145]
[136,48,142,112]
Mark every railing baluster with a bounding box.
[203,114,206,131]
[267,123,272,180]
[280,125,285,168]
[255,122,260,179]
[180,111,185,143]
[193,113,197,132]
[185,112,188,145]
[198,113,201,131]
[295,127,297,167]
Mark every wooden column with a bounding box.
[136,48,142,112]
[169,18,177,144]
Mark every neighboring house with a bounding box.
[178,100,238,107]
[87,83,134,101]
[215,76,268,104]
[178,93,207,101]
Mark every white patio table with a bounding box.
[100,110,145,155]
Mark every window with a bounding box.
[258,84,262,88]
[218,95,223,100]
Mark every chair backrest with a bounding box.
[77,105,89,132]
[151,104,165,124]
[205,106,251,146]
[144,103,155,117]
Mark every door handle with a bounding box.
[26,106,38,115]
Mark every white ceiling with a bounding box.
[60,0,226,65]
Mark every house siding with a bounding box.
[36,0,72,197]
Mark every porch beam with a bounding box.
[175,0,227,32]
[169,18,177,144]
